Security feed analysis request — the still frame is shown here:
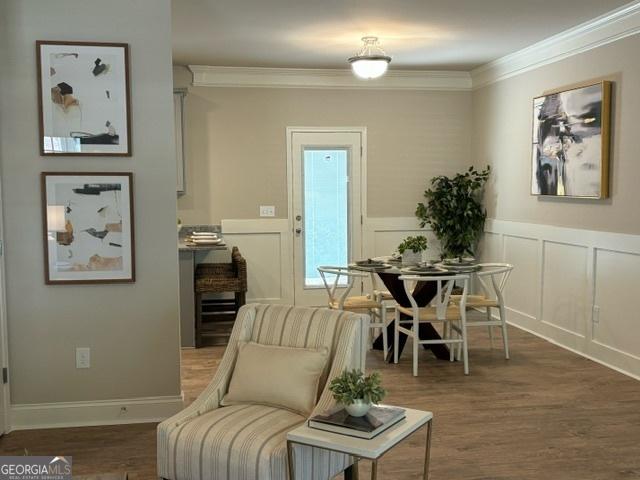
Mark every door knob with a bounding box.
[296,215,302,221]
[295,228,302,234]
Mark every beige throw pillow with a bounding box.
[221,342,329,416]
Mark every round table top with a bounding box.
[348,257,484,276]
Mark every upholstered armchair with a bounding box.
[158,303,368,480]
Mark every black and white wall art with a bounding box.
[42,172,135,284]
[37,41,131,156]
[531,81,611,199]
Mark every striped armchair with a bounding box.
[158,304,369,480]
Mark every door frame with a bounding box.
[285,127,368,305]
[0,180,10,434]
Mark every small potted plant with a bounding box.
[329,369,386,417]
[397,235,428,265]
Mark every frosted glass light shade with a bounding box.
[348,36,391,80]
[350,58,389,79]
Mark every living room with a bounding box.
[0,0,639,479]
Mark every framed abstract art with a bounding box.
[41,172,135,284]
[36,41,131,156]
[531,81,612,199]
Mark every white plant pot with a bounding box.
[402,250,423,265]
[345,399,372,417]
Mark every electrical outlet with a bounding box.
[76,347,90,369]
[259,205,275,217]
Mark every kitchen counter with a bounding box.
[178,225,228,347]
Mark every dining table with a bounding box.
[350,259,482,364]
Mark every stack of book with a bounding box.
[308,405,405,439]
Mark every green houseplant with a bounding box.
[415,166,490,259]
[329,369,386,417]
[397,235,428,265]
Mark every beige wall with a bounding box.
[174,66,472,224]
[0,0,181,403]
[472,34,640,235]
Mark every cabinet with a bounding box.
[174,90,186,194]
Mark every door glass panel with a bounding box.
[303,148,349,287]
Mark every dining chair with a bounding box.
[451,263,513,359]
[394,274,471,375]
[318,266,389,359]
[370,272,396,337]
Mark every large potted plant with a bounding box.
[329,369,386,417]
[415,166,490,259]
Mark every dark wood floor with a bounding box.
[1,324,639,479]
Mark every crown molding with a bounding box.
[188,65,472,91]
[187,2,640,92]
[471,0,640,89]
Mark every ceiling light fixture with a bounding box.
[348,36,391,80]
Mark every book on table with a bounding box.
[308,405,406,439]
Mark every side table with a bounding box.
[286,407,433,479]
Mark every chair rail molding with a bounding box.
[471,0,640,88]
[10,395,183,431]
[188,65,472,91]
[482,218,640,380]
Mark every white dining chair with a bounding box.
[451,263,513,359]
[370,272,396,336]
[318,266,389,359]
[394,274,471,375]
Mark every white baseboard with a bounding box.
[10,395,183,431]
[480,308,640,382]
[481,218,640,381]
[507,319,640,382]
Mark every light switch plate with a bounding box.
[259,205,275,217]
[76,347,91,369]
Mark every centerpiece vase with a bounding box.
[345,399,372,417]
[402,250,422,265]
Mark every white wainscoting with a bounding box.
[482,219,640,380]
[363,217,436,260]
[216,217,433,306]
[220,219,294,305]
[216,216,640,380]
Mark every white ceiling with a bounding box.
[171,0,632,71]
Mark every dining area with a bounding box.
[318,254,514,376]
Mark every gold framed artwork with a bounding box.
[36,41,132,156]
[41,172,135,284]
[531,81,611,199]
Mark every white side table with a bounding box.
[286,407,433,479]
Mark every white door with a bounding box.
[290,129,364,306]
